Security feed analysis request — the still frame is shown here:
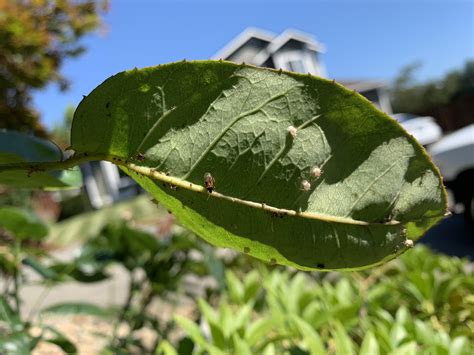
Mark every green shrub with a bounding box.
[170,245,473,355]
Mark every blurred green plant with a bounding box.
[39,222,225,354]
[0,206,77,354]
[1,204,473,354]
[0,204,226,354]
[168,245,474,355]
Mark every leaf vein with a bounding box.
[182,87,300,179]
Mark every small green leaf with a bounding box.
[360,331,380,355]
[232,303,253,333]
[287,273,307,314]
[43,326,77,354]
[0,207,48,240]
[197,299,226,348]
[243,270,261,302]
[174,315,207,348]
[245,317,275,346]
[290,315,326,354]
[197,298,219,325]
[392,341,418,355]
[44,337,76,354]
[41,302,111,317]
[226,270,244,303]
[22,257,60,281]
[175,315,225,355]
[331,321,355,355]
[49,253,110,284]
[449,336,470,355]
[70,61,447,270]
[233,334,252,355]
[262,343,276,355]
[220,303,233,339]
[413,319,433,345]
[0,296,22,331]
[395,306,411,326]
[390,323,408,348]
[0,130,82,189]
[155,340,178,355]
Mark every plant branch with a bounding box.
[0,152,413,228]
[0,153,107,172]
[111,270,136,346]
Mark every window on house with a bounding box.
[287,59,306,73]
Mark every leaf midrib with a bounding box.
[123,160,402,227]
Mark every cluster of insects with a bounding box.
[299,166,323,192]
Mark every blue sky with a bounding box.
[34,0,473,129]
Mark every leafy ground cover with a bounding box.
[170,244,473,355]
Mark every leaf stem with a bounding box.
[0,153,106,172]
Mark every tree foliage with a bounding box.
[0,0,108,137]
[390,60,474,114]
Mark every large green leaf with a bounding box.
[67,60,445,270]
[0,130,82,189]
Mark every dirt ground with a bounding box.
[32,295,197,354]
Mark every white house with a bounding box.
[213,27,392,114]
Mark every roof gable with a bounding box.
[212,27,275,60]
[212,27,325,64]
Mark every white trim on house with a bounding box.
[338,79,392,113]
[338,79,387,92]
[253,29,325,66]
[271,49,326,77]
[211,27,276,60]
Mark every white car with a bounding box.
[429,124,474,223]
[393,113,443,146]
